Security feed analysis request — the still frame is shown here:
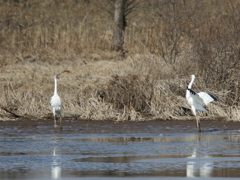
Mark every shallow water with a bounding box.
[0,120,240,180]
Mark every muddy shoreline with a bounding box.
[0,118,239,133]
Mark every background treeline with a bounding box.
[0,0,240,121]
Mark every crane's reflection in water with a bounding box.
[51,138,61,179]
[187,148,213,177]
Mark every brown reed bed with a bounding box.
[0,0,240,121]
[0,52,235,121]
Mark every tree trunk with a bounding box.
[111,0,125,52]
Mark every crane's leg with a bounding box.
[54,116,57,127]
[60,116,62,131]
[53,110,57,127]
[195,115,201,132]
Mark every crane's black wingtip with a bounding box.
[209,94,219,101]
[187,88,197,95]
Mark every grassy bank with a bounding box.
[0,52,233,121]
[0,0,239,121]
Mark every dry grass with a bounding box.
[0,52,234,121]
[0,0,240,121]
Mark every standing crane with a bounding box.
[50,75,62,128]
[186,75,218,132]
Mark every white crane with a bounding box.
[186,75,218,132]
[50,75,62,127]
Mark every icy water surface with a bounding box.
[0,120,240,180]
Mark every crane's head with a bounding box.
[54,75,59,79]
[189,74,195,78]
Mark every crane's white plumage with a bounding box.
[50,75,62,127]
[186,75,218,132]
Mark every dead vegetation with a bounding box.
[0,0,240,121]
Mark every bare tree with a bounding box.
[111,0,126,52]
[95,0,141,52]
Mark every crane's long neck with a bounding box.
[188,75,195,89]
[54,77,58,95]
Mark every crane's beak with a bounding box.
[57,70,71,77]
